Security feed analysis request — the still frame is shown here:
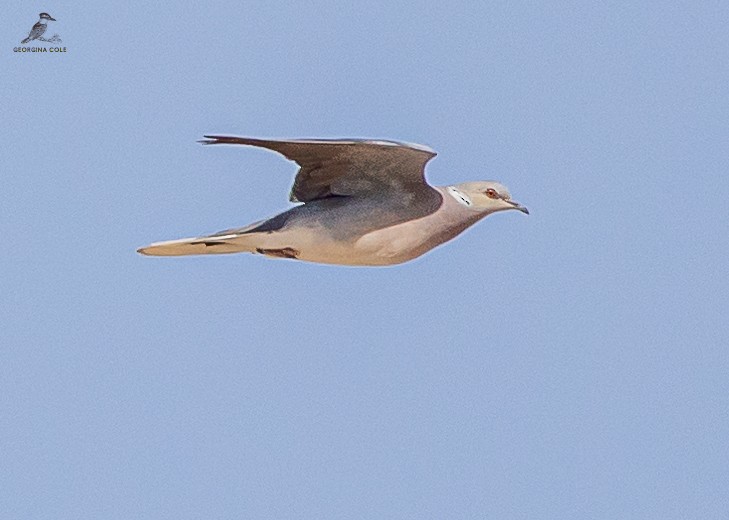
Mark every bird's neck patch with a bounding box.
[446,186,472,207]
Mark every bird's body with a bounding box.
[138,137,528,266]
[21,13,56,44]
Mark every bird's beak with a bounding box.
[49,16,56,21]
[506,200,529,215]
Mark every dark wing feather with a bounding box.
[199,136,438,203]
[23,22,45,43]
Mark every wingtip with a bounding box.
[198,135,248,146]
[198,135,220,145]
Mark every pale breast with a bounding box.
[353,188,481,264]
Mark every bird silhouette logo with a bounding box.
[20,12,61,44]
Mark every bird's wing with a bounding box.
[26,22,45,41]
[199,136,439,203]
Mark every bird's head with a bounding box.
[39,13,56,21]
[448,181,529,215]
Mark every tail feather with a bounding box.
[137,234,252,256]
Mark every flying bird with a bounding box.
[21,12,56,44]
[137,136,528,266]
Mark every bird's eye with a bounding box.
[485,188,499,199]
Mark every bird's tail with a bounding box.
[137,232,257,257]
[21,37,30,44]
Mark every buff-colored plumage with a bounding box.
[138,137,528,266]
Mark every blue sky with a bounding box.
[2,1,728,518]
